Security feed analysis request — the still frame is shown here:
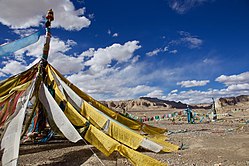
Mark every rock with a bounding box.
[214,163,222,166]
[218,95,249,106]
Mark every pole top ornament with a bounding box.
[46,9,54,21]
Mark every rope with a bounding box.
[81,137,105,166]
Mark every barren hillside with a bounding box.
[102,95,249,114]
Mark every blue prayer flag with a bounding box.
[0,31,40,56]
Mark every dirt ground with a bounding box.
[6,107,249,166]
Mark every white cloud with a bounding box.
[177,80,210,87]
[84,41,141,73]
[0,60,27,75]
[0,72,5,77]
[168,0,212,14]
[169,49,178,54]
[115,85,156,100]
[163,46,168,52]
[16,36,72,58]
[88,13,95,19]
[68,57,190,100]
[15,36,84,75]
[180,31,203,48]
[145,89,164,98]
[170,31,203,49]
[164,85,249,104]
[50,53,84,75]
[63,41,148,100]
[13,29,37,37]
[0,0,90,30]
[107,29,119,37]
[165,71,249,104]
[170,89,178,93]
[146,46,170,56]
[227,83,249,91]
[215,72,249,86]
[164,89,217,104]
[67,63,157,100]
[112,33,119,37]
[182,36,202,48]
[66,59,179,101]
[131,55,140,64]
[146,48,162,56]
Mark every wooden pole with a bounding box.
[21,9,54,139]
[42,9,54,61]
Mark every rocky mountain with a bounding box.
[101,97,210,113]
[101,95,249,113]
[216,95,249,107]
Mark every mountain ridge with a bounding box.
[101,95,249,113]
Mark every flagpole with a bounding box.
[21,9,54,139]
[42,9,54,61]
[40,9,54,80]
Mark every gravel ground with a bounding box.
[2,109,248,166]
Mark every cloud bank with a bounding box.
[164,72,249,104]
[177,80,210,88]
[0,0,90,30]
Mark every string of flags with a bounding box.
[123,110,188,123]
[122,110,229,123]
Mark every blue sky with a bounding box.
[0,0,249,104]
